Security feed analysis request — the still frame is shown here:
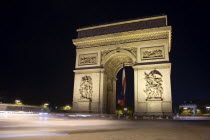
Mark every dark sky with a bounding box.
[1,0,210,106]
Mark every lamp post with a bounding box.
[123,107,127,116]
[206,107,210,115]
[15,99,23,105]
[42,103,50,112]
[44,103,49,106]
[61,105,71,111]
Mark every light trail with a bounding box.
[0,133,68,138]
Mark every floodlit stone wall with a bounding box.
[72,15,172,115]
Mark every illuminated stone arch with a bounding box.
[103,51,136,113]
[102,49,136,78]
[72,15,173,116]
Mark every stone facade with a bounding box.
[72,15,172,115]
[133,63,172,116]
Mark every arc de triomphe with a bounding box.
[72,15,172,116]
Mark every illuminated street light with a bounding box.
[206,107,210,114]
[41,103,50,112]
[60,105,71,111]
[123,107,128,116]
[124,108,128,111]
[44,103,49,106]
[64,105,71,110]
[15,99,23,105]
[15,100,20,103]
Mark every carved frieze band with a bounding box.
[101,47,137,61]
[101,48,137,65]
[101,50,113,60]
[124,48,137,57]
[140,46,165,60]
[78,53,98,66]
[74,32,168,49]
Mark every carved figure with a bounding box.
[144,70,163,100]
[79,76,93,100]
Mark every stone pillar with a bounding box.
[99,71,107,113]
[133,63,172,116]
[134,68,138,113]
[111,79,116,113]
[72,68,106,113]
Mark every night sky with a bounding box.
[1,0,210,106]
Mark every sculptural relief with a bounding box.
[79,76,93,101]
[101,48,136,65]
[144,70,163,100]
[78,53,98,66]
[141,46,164,60]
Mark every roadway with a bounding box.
[0,113,210,140]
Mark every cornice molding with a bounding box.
[73,27,171,49]
[74,68,105,74]
[133,63,171,70]
[77,15,167,31]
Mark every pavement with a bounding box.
[0,113,210,140]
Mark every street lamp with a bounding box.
[15,99,23,105]
[41,103,50,112]
[62,105,71,111]
[206,107,210,114]
[44,103,49,106]
[123,107,128,116]
[15,100,20,103]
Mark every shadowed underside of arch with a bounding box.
[104,53,135,78]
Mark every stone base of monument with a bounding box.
[72,101,105,113]
[72,101,91,113]
[162,112,173,116]
[135,112,163,116]
[77,102,91,112]
[135,100,172,117]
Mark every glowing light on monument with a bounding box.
[72,15,172,115]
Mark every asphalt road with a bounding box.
[0,114,210,140]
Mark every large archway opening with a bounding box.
[102,50,136,113]
[116,66,134,114]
